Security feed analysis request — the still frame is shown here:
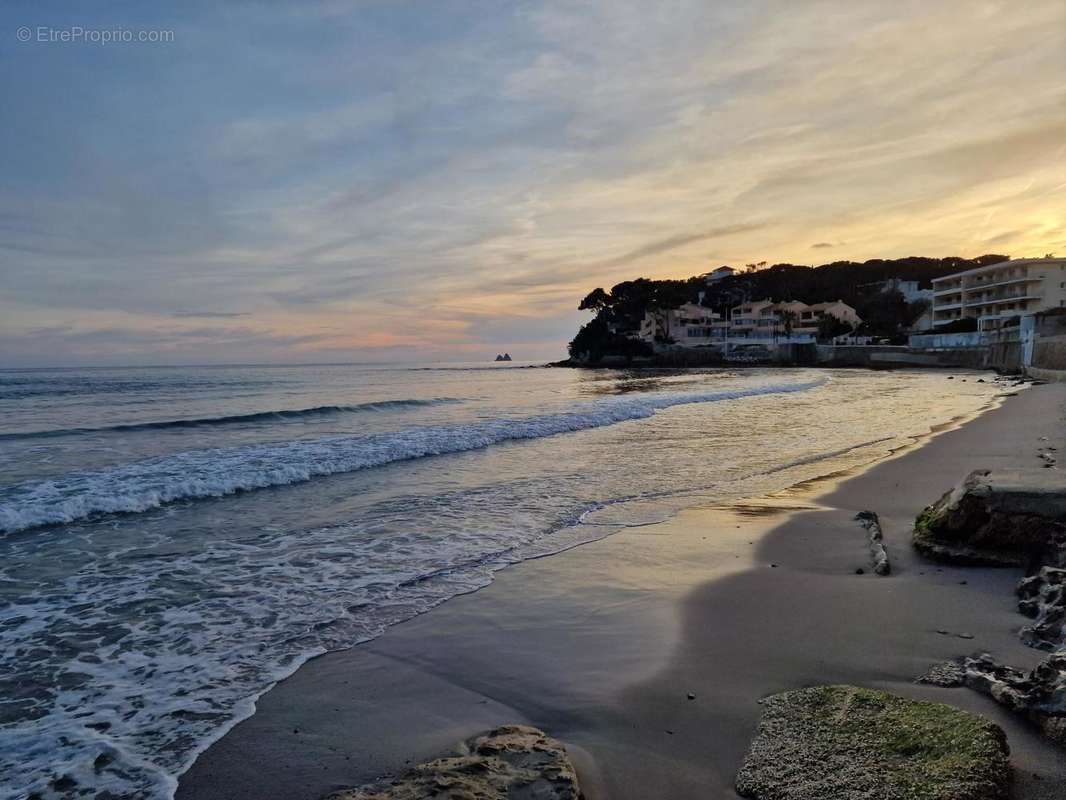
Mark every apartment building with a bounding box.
[931,258,1066,330]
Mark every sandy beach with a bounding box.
[177,381,1066,800]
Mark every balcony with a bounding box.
[932,284,964,295]
[964,294,1041,309]
[962,275,1040,292]
[932,307,965,319]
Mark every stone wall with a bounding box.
[1033,336,1066,372]
[909,332,984,349]
[815,345,1009,370]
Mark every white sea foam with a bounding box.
[0,378,825,536]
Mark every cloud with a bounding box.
[172,311,250,319]
[595,222,771,268]
[0,0,1063,365]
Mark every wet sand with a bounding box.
[178,381,1066,800]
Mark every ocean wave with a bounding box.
[0,397,465,440]
[0,378,826,535]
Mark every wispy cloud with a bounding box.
[1,0,1063,365]
[172,311,250,319]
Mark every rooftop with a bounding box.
[931,258,1066,283]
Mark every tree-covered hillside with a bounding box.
[569,254,1009,360]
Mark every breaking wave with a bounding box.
[0,397,464,440]
[0,378,824,535]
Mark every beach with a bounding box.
[174,380,1066,800]
[8,3,1066,797]
[0,366,1049,799]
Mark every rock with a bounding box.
[1018,567,1066,651]
[913,470,1066,568]
[916,660,967,687]
[964,653,1066,745]
[734,685,1010,799]
[327,725,582,800]
[855,511,891,575]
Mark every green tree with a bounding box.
[779,310,798,337]
[854,290,907,337]
[568,317,652,363]
[818,315,853,341]
[578,287,611,311]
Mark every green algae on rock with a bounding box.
[912,469,1066,567]
[735,685,1010,800]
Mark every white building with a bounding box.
[931,258,1066,331]
[638,298,863,348]
[869,277,933,304]
[730,299,861,339]
[702,266,736,283]
[638,303,729,346]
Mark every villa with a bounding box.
[730,299,861,339]
[639,299,862,347]
[638,303,730,346]
[701,266,737,284]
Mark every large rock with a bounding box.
[326,725,582,800]
[913,469,1066,568]
[735,685,1010,800]
[1018,566,1066,651]
[965,653,1066,745]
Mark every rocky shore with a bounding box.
[907,466,1066,751]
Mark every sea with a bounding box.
[0,363,1004,799]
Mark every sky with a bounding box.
[1,0,1064,367]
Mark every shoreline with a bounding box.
[177,382,1065,800]
[547,357,1025,374]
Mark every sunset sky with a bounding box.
[2,0,1064,366]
